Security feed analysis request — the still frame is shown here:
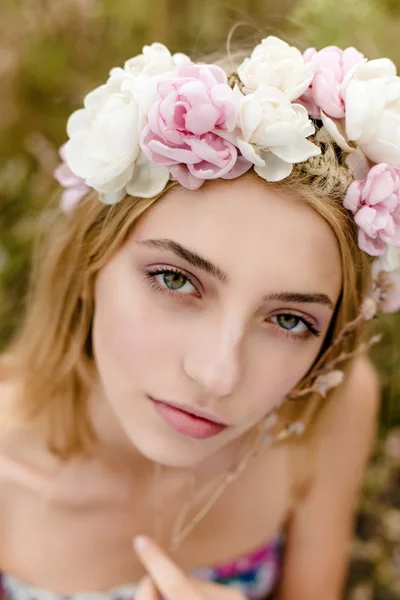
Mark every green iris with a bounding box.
[163,271,187,290]
[276,314,300,330]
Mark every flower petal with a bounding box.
[353,58,397,80]
[260,122,300,147]
[89,162,134,192]
[237,138,265,167]
[343,180,362,213]
[362,137,400,166]
[222,156,253,179]
[255,152,293,181]
[320,112,353,152]
[60,186,89,213]
[358,229,386,256]
[184,103,221,135]
[54,162,84,188]
[126,159,170,198]
[169,164,204,190]
[376,246,400,272]
[345,149,370,180]
[271,137,321,163]
[345,78,386,142]
[99,189,126,205]
[187,136,237,172]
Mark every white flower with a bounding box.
[64,71,169,203]
[375,245,400,273]
[322,58,400,166]
[360,297,378,320]
[237,36,315,101]
[315,370,344,397]
[236,86,321,182]
[113,42,190,78]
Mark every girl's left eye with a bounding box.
[144,267,197,295]
[269,314,319,336]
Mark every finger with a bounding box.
[136,575,160,600]
[193,579,246,600]
[134,536,202,600]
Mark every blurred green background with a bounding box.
[0,0,399,597]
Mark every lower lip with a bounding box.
[150,399,227,440]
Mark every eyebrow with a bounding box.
[137,238,335,310]
[137,238,228,283]
[264,291,334,310]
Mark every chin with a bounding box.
[124,424,230,469]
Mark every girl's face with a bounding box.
[92,176,342,467]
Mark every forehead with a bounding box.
[132,176,342,299]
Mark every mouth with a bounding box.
[148,396,229,440]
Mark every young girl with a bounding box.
[0,37,399,600]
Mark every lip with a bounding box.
[149,396,229,440]
[150,397,228,425]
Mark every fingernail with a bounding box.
[134,535,151,551]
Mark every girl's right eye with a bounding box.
[144,267,198,297]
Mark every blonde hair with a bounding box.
[1,55,374,459]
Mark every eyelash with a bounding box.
[143,266,321,339]
[144,266,200,299]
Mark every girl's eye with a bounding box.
[145,267,197,295]
[270,314,319,336]
[158,271,193,293]
[271,314,307,333]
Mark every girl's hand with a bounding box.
[134,536,246,600]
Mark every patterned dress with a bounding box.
[1,537,283,600]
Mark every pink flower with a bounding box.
[300,46,365,119]
[53,143,90,212]
[140,62,251,189]
[344,163,400,255]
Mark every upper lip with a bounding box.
[149,396,229,426]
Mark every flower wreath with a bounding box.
[54,37,400,421]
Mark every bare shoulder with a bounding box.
[315,355,380,441]
[0,352,24,419]
[0,372,61,492]
[305,355,381,497]
[0,374,25,537]
[266,366,381,599]
[229,357,381,520]
[341,354,380,405]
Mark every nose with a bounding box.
[183,317,243,398]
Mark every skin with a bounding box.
[0,175,379,600]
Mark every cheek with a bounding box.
[241,337,323,418]
[92,266,186,390]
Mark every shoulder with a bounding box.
[0,376,24,539]
[270,363,381,599]
[314,355,380,446]
[238,357,380,506]
[0,352,25,421]
[340,354,380,406]
[0,372,63,493]
[301,355,380,503]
